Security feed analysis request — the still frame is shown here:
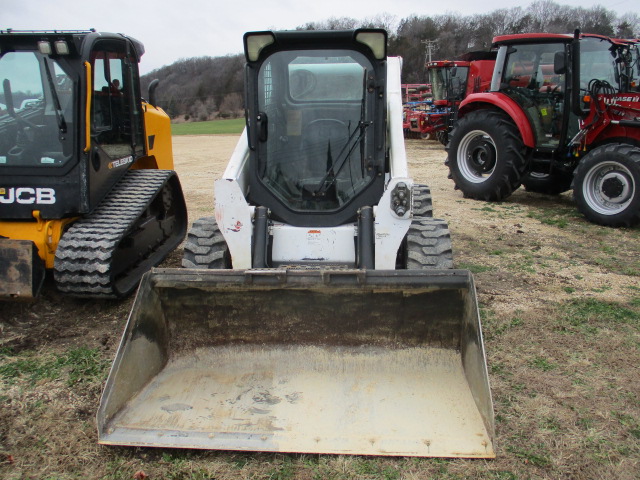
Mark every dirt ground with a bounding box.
[1,135,639,479]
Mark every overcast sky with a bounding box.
[3,0,637,74]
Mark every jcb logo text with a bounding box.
[0,187,56,204]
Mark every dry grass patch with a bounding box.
[0,137,638,479]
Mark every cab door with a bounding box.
[87,38,145,210]
[501,42,567,150]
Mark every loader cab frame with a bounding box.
[243,29,388,227]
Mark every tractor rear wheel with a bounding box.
[573,144,640,227]
[446,110,527,201]
[436,130,449,146]
[182,217,231,268]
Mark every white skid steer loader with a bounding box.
[97,29,495,458]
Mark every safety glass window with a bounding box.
[0,51,75,168]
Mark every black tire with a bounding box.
[412,184,433,217]
[182,216,231,268]
[436,130,449,146]
[446,110,527,201]
[522,172,573,195]
[573,144,640,228]
[403,218,454,269]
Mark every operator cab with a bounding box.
[428,62,469,106]
[243,30,388,227]
[0,30,147,219]
[492,36,570,150]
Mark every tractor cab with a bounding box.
[243,30,388,227]
[428,60,470,106]
[491,36,571,150]
[490,33,639,153]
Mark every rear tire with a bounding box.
[182,217,231,268]
[522,172,572,195]
[573,144,640,227]
[436,130,449,146]
[403,218,453,269]
[446,110,527,201]
[412,184,433,217]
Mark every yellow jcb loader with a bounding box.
[0,29,187,299]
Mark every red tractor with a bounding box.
[427,52,496,145]
[446,32,640,227]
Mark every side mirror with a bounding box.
[148,79,160,107]
[554,51,566,75]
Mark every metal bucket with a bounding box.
[98,268,494,457]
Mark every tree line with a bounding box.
[141,0,639,121]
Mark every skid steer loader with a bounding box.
[98,29,495,458]
[0,29,187,298]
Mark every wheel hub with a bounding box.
[467,137,496,174]
[583,161,635,215]
[600,172,630,202]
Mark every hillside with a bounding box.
[140,0,639,121]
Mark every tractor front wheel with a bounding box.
[573,144,640,227]
[446,110,527,201]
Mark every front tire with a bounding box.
[446,110,527,201]
[403,218,453,269]
[573,144,640,227]
[436,130,449,146]
[182,217,231,268]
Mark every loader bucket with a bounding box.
[98,268,495,458]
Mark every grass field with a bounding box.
[171,118,245,135]
[1,137,638,480]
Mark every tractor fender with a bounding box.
[458,93,536,148]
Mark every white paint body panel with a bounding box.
[214,178,252,269]
[271,223,356,266]
[374,177,413,269]
[222,129,250,192]
[386,57,409,179]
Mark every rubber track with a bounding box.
[54,169,174,297]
